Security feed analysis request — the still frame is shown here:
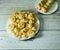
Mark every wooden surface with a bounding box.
[0,0,60,49]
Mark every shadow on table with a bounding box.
[35,13,44,39]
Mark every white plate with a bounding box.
[35,2,58,14]
[6,11,40,40]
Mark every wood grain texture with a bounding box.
[0,0,59,15]
[0,0,60,49]
[0,31,60,49]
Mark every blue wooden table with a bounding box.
[0,0,60,49]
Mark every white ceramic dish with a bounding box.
[35,1,58,14]
[6,11,40,40]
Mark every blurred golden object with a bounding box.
[8,11,37,40]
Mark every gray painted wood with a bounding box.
[0,31,60,49]
[0,0,60,49]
